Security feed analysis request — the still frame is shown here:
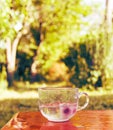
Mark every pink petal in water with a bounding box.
[60,103,77,119]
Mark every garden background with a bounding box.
[0,0,113,128]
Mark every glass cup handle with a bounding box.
[77,92,89,111]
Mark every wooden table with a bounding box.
[1,110,113,130]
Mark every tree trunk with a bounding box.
[102,0,113,87]
[105,0,113,33]
[6,39,13,87]
[30,7,44,82]
[6,32,23,87]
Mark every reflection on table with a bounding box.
[1,110,113,130]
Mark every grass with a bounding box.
[0,85,113,129]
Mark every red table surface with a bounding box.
[1,110,113,130]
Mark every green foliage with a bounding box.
[0,0,113,89]
[0,0,39,83]
[0,0,38,40]
[0,66,8,89]
[87,94,113,110]
[62,30,108,88]
[0,49,6,63]
[62,44,90,87]
[35,0,93,75]
[16,31,38,81]
[0,48,7,88]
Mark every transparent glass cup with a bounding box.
[38,87,89,122]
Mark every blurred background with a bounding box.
[0,0,113,128]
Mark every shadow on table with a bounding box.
[40,121,85,130]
